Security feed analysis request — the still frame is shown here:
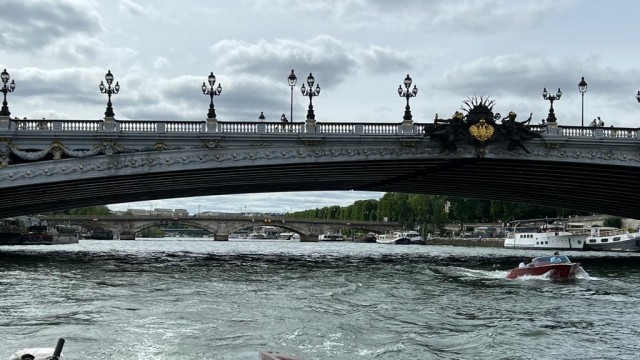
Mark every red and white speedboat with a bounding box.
[506,255,580,280]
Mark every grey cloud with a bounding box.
[359,46,412,74]
[251,0,556,33]
[12,67,109,105]
[210,36,358,89]
[438,54,639,101]
[0,0,104,50]
[109,191,385,214]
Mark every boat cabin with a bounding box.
[531,255,571,266]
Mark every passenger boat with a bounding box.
[506,255,580,280]
[355,232,377,243]
[376,231,411,245]
[249,226,281,239]
[402,230,424,244]
[1,217,79,245]
[318,231,345,241]
[278,232,300,240]
[583,226,640,252]
[503,218,586,250]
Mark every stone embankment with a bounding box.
[425,237,503,248]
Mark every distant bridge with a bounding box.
[46,215,400,241]
[1,114,640,219]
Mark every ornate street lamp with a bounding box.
[398,74,418,121]
[636,90,640,103]
[258,112,266,122]
[542,87,562,123]
[301,73,320,120]
[1,68,17,117]
[99,70,120,118]
[578,77,587,127]
[288,69,297,122]
[202,72,222,119]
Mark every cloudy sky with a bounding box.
[1,0,638,214]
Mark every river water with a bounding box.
[1,239,639,360]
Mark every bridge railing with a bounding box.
[557,125,638,139]
[2,118,639,138]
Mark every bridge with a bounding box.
[45,215,400,241]
[1,104,640,220]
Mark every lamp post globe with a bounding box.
[578,77,587,128]
[398,74,418,121]
[202,72,222,119]
[0,68,16,117]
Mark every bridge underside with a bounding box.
[1,158,639,219]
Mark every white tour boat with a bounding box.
[318,232,345,241]
[376,231,411,245]
[503,218,586,250]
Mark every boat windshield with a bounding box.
[532,255,571,265]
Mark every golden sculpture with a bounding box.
[469,119,494,143]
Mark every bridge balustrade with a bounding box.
[3,118,639,139]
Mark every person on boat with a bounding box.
[518,259,528,268]
[550,251,562,263]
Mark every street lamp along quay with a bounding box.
[301,73,320,120]
[288,69,297,122]
[636,90,640,103]
[542,87,562,123]
[578,77,587,127]
[0,69,16,117]
[398,74,418,121]
[202,72,222,119]
[99,70,120,118]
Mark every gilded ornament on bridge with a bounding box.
[469,119,494,143]
[154,142,167,151]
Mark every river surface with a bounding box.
[1,239,639,360]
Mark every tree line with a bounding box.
[287,193,588,235]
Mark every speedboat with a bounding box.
[506,255,580,280]
[11,338,65,360]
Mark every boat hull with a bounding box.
[506,263,579,280]
[584,238,640,252]
[376,237,411,245]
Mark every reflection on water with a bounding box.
[1,239,639,359]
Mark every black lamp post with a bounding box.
[258,112,266,122]
[542,87,562,123]
[578,77,587,127]
[99,70,120,118]
[398,74,418,121]
[0,69,16,117]
[301,73,320,120]
[288,69,297,122]
[202,72,222,119]
[636,90,640,103]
